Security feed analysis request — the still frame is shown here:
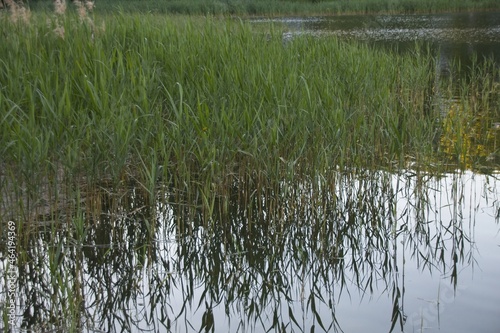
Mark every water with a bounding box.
[254,11,500,73]
[1,170,500,332]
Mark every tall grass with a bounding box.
[0,11,443,224]
[9,6,500,226]
[437,57,500,170]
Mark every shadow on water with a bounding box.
[2,169,499,332]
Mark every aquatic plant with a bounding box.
[0,12,445,224]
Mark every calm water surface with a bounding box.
[255,11,500,73]
[1,170,500,332]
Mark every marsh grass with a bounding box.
[437,57,500,170]
[0,11,482,227]
[1,8,499,230]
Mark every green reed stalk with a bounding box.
[0,12,462,223]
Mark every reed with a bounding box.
[0,10,495,226]
[437,57,500,170]
[0,13,423,213]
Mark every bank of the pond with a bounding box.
[22,0,500,17]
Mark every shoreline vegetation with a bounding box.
[16,0,500,16]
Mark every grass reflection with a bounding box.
[2,169,494,332]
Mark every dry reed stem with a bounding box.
[53,24,65,38]
[5,0,31,25]
[75,0,93,22]
[54,0,66,15]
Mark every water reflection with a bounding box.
[2,170,499,332]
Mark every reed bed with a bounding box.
[2,7,500,227]
[0,11,446,221]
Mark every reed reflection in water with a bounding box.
[1,170,499,332]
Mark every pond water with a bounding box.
[1,170,500,332]
[254,11,500,75]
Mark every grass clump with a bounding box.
[437,58,500,171]
[0,11,444,224]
